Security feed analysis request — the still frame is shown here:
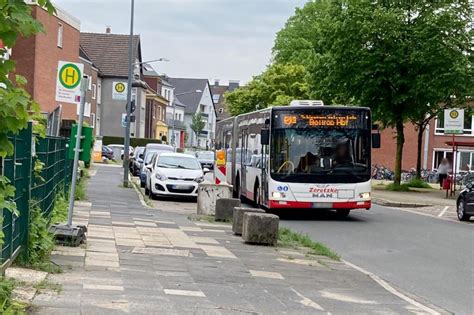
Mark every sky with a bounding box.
[54,0,307,84]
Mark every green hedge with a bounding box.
[102,136,163,147]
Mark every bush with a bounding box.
[385,183,411,191]
[102,136,162,147]
[406,178,432,189]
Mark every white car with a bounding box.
[146,152,208,198]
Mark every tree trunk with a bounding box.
[415,124,424,180]
[394,119,405,186]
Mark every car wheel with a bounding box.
[140,180,145,188]
[336,209,350,218]
[457,200,470,221]
[145,184,149,196]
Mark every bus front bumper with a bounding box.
[268,200,371,210]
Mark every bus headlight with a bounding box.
[359,192,370,199]
[272,192,286,199]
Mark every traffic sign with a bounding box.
[444,109,464,134]
[113,82,127,100]
[55,61,84,103]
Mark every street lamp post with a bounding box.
[170,89,201,149]
[123,0,134,187]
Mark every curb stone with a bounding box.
[372,198,432,208]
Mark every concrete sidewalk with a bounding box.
[31,164,438,314]
[372,183,457,208]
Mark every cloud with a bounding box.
[54,0,306,82]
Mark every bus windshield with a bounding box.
[270,128,370,183]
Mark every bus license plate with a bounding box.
[312,202,332,208]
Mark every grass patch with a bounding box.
[0,277,28,314]
[187,214,215,223]
[33,279,62,294]
[405,178,432,189]
[385,183,411,191]
[74,178,86,201]
[278,228,340,260]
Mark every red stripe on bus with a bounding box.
[268,200,371,209]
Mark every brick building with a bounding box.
[143,65,169,140]
[373,109,474,172]
[210,79,239,121]
[10,3,99,136]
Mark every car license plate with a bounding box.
[172,185,190,190]
[312,202,332,208]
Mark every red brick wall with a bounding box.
[372,123,419,171]
[11,6,80,120]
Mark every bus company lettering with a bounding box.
[309,186,337,198]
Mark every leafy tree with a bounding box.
[273,0,473,185]
[0,1,55,236]
[190,112,206,146]
[225,63,310,116]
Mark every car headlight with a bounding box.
[194,176,205,183]
[155,173,167,181]
[359,192,371,199]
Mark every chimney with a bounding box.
[228,80,240,91]
[214,79,220,86]
[106,26,111,34]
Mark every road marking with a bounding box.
[320,290,378,305]
[249,270,284,280]
[84,284,124,291]
[290,288,325,311]
[164,289,205,297]
[388,206,466,225]
[343,260,441,315]
[438,206,449,217]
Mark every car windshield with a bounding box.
[197,152,214,160]
[135,148,144,158]
[157,156,201,170]
[270,128,370,183]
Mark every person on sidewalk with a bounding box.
[437,158,450,189]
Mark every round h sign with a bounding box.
[115,82,126,93]
[59,63,81,89]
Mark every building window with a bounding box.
[200,105,206,113]
[57,23,63,48]
[435,114,473,135]
[92,84,97,99]
[218,108,224,114]
[212,94,220,103]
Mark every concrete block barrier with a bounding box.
[242,213,279,246]
[197,183,232,215]
[232,207,265,236]
[215,198,241,222]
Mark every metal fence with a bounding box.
[1,124,71,268]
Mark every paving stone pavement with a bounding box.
[31,164,436,314]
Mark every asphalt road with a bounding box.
[280,205,473,315]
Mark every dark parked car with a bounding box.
[196,151,215,170]
[102,146,114,160]
[130,146,144,176]
[456,176,474,221]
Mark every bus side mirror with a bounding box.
[372,133,381,149]
[261,129,269,145]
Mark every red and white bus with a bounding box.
[215,100,380,216]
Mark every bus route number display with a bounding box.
[282,113,359,128]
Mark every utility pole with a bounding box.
[123,0,135,187]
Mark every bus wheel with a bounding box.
[234,175,240,199]
[336,209,350,218]
[254,183,260,208]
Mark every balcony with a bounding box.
[166,118,186,130]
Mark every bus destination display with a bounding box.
[279,112,363,128]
